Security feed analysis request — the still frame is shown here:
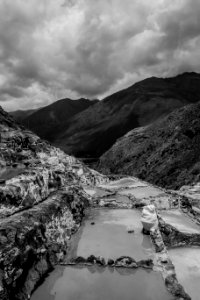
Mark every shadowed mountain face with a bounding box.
[51,72,200,157]
[99,101,200,189]
[9,109,37,122]
[19,98,98,140]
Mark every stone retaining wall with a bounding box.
[0,186,89,300]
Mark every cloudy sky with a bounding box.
[0,0,200,111]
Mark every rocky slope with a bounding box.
[19,98,98,141]
[99,101,200,189]
[52,72,200,157]
[0,106,107,299]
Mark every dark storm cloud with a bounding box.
[0,0,200,111]
[0,86,24,99]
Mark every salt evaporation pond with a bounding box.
[160,210,200,234]
[99,177,141,190]
[99,177,164,199]
[31,265,174,300]
[101,194,132,205]
[119,186,164,199]
[169,247,200,300]
[31,209,173,300]
[76,209,154,260]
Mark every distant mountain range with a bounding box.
[14,98,98,141]
[9,109,37,122]
[9,72,200,159]
[51,72,200,157]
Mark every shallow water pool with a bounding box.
[31,265,174,300]
[30,208,174,300]
[169,247,200,300]
[74,208,154,260]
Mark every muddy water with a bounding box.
[169,247,200,300]
[160,210,200,234]
[31,265,174,300]
[76,208,154,260]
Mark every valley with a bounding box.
[1,74,200,300]
[1,0,200,299]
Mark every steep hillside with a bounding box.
[98,101,200,189]
[0,105,105,184]
[53,72,200,157]
[0,105,107,299]
[20,98,97,140]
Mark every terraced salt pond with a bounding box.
[169,248,200,300]
[76,209,154,260]
[99,177,148,190]
[33,178,198,300]
[31,208,173,300]
[98,177,167,202]
[119,186,164,198]
[160,210,200,234]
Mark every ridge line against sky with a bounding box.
[0,0,200,111]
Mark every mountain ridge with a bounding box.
[9,72,200,159]
[19,97,98,140]
[53,72,200,157]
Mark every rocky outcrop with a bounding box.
[0,147,107,218]
[0,187,89,300]
[0,108,43,168]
